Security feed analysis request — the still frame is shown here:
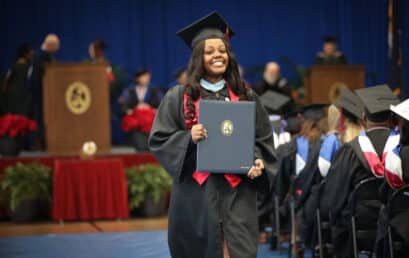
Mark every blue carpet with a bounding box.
[0,230,310,258]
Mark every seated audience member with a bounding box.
[2,43,34,116]
[300,89,365,253]
[275,104,328,257]
[118,69,162,113]
[254,62,292,99]
[314,36,347,65]
[318,88,365,177]
[259,91,293,148]
[320,85,400,258]
[375,99,409,258]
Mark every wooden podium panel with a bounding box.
[43,63,111,155]
[305,65,365,103]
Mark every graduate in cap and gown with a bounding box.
[301,88,365,251]
[274,104,328,255]
[259,91,293,150]
[318,88,365,178]
[257,91,292,243]
[320,85,400,258]
[148,11,276,258]
[375,99,409,258]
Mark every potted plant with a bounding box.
[121,107,156,152]
[0,114,37,157]
[1,162,52,222]
[126,164,172,217]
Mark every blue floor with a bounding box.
[0,230,309,258]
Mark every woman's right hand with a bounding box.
[191,124,207,144]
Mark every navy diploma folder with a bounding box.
[196,100,256,174]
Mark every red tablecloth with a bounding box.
[52,158,129,221]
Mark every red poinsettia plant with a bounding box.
[0,114,37,138]
[121,106,156,134]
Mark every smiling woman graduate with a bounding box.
[148,11,276,258]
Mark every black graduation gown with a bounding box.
[274,137,322,246]
[375,146,409,258]
[275,138,322,210]
[31,51,53,133]
[148,85,276,258]
[320,129,390,258]
[4,62,31,116]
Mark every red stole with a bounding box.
[183,86,242,188]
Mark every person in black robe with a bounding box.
[149,12,276,258]
[274,104,327,256]
[256,92,293,244]
[314,36,347,65]
[31,34,60,149]
[2,43,33,116]
[320,85,400,258]
[375,99,409,258]
[253,62,293,101]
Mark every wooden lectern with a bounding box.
[304,65,365,103]
[43,63,111,155]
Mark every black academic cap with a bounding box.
[177,11,235,48]
[355,85,399,121]
[334,88,365,119]
[302,103,328,122]
[284,109,302,135]
[259,91,291,114]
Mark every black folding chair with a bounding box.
[350,177,384,258]
[386,184,409,258]
[271,195,282,251]
[315,180,333,258]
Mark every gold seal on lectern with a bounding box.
[221,120,234,136]
[65,81,91,115]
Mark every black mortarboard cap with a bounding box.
[259,91,291,114]
[334,88,365,119]
[176,11,235,48]
[355,85,399,120]
[284,109,302,135]
[302,103,328,122]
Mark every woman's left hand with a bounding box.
[247,159,264,179]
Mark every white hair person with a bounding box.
[41,33,60,53]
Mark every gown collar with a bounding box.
[200,78,226,92]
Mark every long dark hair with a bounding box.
[400,119,409,145]
[184,39,249,125]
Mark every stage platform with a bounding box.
[0,147,158,176]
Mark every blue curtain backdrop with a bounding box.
[0,0,389,87]
[400,0,409,98]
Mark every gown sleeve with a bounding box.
[320,143,360,221]
[148,86,196,181]
[248,89,278,193]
